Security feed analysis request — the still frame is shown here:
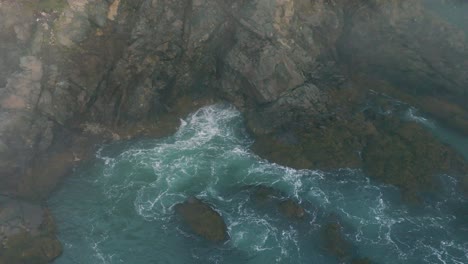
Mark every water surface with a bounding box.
[49,104,468,264]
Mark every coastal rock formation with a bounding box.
[1,0,467,199]
[0,197,61,263]
[249,185,307,220]
[320,215,374,263]
[174,197,228,242]
[0,0,467,262]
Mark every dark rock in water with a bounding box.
[248,185,307,220]
[278,200,306,219]
[321,220,352,261]
[320,215,375,263]
[249,185,281,205]
[174,197,228,242]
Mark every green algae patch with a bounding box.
[0,233,62,264]
[320,217,375,264]
[251,113,376,170]
[0,210,62,264]
[363,118,468,203]
[250,103,468,204]
[321,221,351,261]
[25,0,68,13]
[252,134,313,169]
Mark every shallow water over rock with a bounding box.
[49,104,468,264]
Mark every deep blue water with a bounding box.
[49,104,468,264]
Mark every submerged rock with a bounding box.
[249,185,280,205]
[320,215,374,263]
[321,220,351,261]
[278,200,306,219]
[174,197,228,242]
[248,185,307,220]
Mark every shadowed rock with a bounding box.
[248,185,307,220]
[0,0,467,260]
[278,200,306,219]
[0,198,62,263]
[363,116,468,203]
[174,197,228,242]
[321,220,351,261]
[320,215,374,263]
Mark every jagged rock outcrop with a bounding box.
[0,0,467,262]
[1,0,467,198]
[0,196,61,263]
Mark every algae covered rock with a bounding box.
[248,185,307,220]
[278,200,306,219]
[362,118,468,203]
[0,199,62,264]
[321,220,351,261]
[174,197,228,242]
[320,216,374,263]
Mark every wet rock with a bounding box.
[249,185,280,205]
[174,197,228,242]
[321,220,352,261]
[417,97,468,136]
[252,88,468,204]
[0,198,62,264]
[278,200,306,219]
[0,0,467,260]
[341,0,468,113]
[0,0,466,203]
[248,185,307,220]
[320,215,374,263]
[246,83,329,135]
[251,113,374,170]
[362,117,468,203]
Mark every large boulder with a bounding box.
[0,197,62,264]
[174,197,228,242]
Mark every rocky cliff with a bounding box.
[0,0,467,262]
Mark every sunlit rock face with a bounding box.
[0,0,467,262]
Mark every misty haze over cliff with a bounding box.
[0,0,467,263]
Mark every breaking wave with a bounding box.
[50,104,468,264]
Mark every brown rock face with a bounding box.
[174,197,228,242]
[363,118,468,203]
[0,198,62,264]
[0,0,466,201]
[0,0,467,260]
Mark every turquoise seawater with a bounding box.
[49,104,468,264]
